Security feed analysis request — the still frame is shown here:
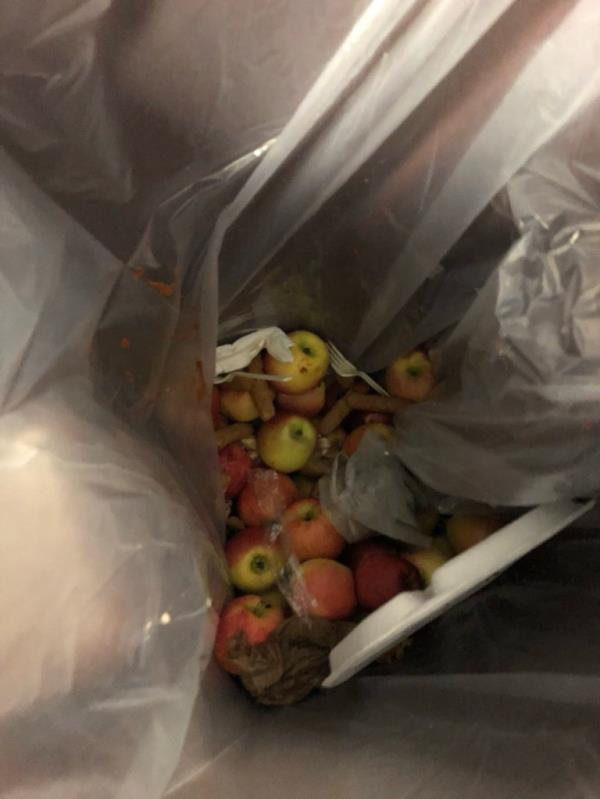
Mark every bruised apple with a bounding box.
[276,382,325,417]
[299,558,357,620]
[264,331,329,395]
[214,595,284,674]
[385,351,435,402]
[282,498,345,561]
[225,526,283,592]
[257,413,317,473]
[238,469,299,526]
[218,443,252,499]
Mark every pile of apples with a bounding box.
[212,331,501,677]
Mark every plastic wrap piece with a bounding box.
[395,104,600,506]
[319,435,431,546]
[0,0,132,202]
[215,0,600,370]
[0,151,225,799]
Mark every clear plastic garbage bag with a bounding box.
[3,1,600,798]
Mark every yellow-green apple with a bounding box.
[446,514,502,553]
[225,527,283,592]
[276,382,326,417]
[218,443,252,499]
[264,330,329,395]
[282,498,345,561]
[298,558,357,620]
[385,350,435,402]
[342,422,393,456]
[353,544,422,610]
[214,595,284,674]
[404,547,449,586]
[220,388,259,422]
[238,469,299,526]
[257,413,317,473]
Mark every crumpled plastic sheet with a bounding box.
[396,101,600,505]
[0,148,227,799]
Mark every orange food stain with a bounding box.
[120,337,131,349]
[147,280,175,298]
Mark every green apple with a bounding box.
[257,413,317,473]
[225,527,284,592]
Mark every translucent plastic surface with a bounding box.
[3,1,600,797]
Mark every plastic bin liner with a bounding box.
[2,1,600,798]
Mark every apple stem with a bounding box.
[247,600,268,619]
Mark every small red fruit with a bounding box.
[218,443,252,499]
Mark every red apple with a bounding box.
[256,413,317,473]
[354,549,422,610]
[214,595,284,674]
[385,350,435,402]
[225,526,284,592]
[220,388,259,422]
[349,537,397,569]
[299,558,357,620]
[276,382,326,417]
[282,498,345,561]
[218,443,252,499]
[342,423,393,457]
[264,330,329,395]
[237,469,299,526]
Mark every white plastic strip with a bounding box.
[323,498,594,688]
